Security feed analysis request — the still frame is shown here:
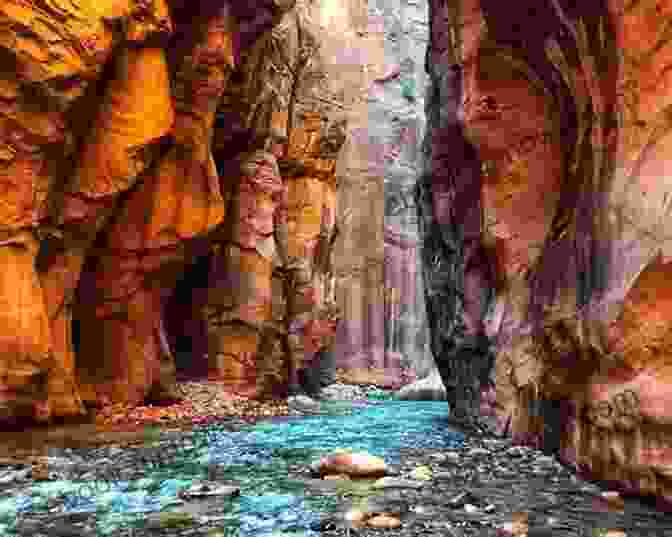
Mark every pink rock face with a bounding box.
[432,0,672,507]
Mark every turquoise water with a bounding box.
[0,399,463,536]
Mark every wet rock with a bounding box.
[367,513,402,528]
[177,481,240,500]
[323,474,350,481]
[312,450,387,478]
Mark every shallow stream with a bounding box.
[0,397,463,536]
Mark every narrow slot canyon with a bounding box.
[0,0,671,535]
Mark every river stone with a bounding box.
[396,370,447,400]
[323,474,350,480]
[367,514,402,529]
[314,451,387,478]
[177,482,240,500]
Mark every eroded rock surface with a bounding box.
[0,0,349,422]
[420,0,672,506]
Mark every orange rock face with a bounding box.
[0,0,349,420]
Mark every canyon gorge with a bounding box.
[2,0,672,513]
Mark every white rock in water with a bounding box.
[397,370,447,400]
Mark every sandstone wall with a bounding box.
[325,0,435,387]
[421,0,672,505]
[0,0,352,422]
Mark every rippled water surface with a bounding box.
[0,399,463,536]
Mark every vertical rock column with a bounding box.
[76,7,235,405]
[282,111,342,392]
[204,2,302,395]
[204,147,284,396]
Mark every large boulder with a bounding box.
[312,450,388,478]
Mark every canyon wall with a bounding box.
[0,0,353,422]
[422,0,672,505]
[329,0,435,386]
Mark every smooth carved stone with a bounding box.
[585,385,642,431]
[588,368,672,427]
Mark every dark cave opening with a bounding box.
[163,246,213,382]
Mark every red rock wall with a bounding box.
[423,0,672,506]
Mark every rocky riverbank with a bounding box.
[0,379,669,536]
[1,418,669,537]
[87,379,396,431]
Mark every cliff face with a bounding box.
[322,0,434,387]
[421,0,672,502]
[0,0,348,422]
